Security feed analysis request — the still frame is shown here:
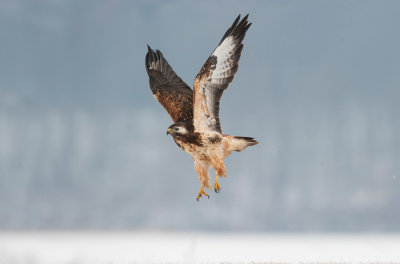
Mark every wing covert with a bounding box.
[193,14,251,133]
[145,45,193,123]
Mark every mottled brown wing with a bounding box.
[145,45,193,123]
[193,14,251,133]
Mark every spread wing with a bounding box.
[145,45,193,123]
[193,14,251,133]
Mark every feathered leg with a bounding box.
[194,160,210,201]
[210,153,226,193]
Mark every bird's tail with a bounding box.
[232,136,259,152]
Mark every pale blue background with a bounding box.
[1,0,399,231]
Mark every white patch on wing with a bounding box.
[213,36,234,58]
[211,36,235,80]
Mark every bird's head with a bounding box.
[167,122,190,136]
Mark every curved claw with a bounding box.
[214,183,221,193]
[196,185,209,201]
[214,178,221,193]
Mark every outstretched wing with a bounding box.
[145,45,193,123]
[193,14,251,133]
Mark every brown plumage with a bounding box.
[145,47,193,122]
[145,14,258,201]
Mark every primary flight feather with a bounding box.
[145,14,258,201]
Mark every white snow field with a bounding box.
[0,232,399,264]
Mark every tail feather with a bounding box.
[234,136,259,147]
[229,136,258,152]
[222,134,258,155]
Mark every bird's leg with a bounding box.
[211,154,226,193]
[196,184,209,201]
[214,175,221,193]
[194,161,211,201]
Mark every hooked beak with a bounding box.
[166,128,172,135]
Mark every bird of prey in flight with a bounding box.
[145,14,258,201]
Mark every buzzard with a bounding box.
[145,14,258,201]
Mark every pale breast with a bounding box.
[173,131,223,161]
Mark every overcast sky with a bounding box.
[1,0,399,231]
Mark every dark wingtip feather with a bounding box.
[219,14,251,45]
[147,44,152,53]
[146,45,163,71]
[233,14,241,26]
[146,46,155,70]
[145,45,151,69]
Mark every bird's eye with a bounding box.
[174,127,179,131]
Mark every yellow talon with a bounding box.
[214,176,221,193]
[196,185,209,201]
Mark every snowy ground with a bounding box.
[0,232,399,264]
